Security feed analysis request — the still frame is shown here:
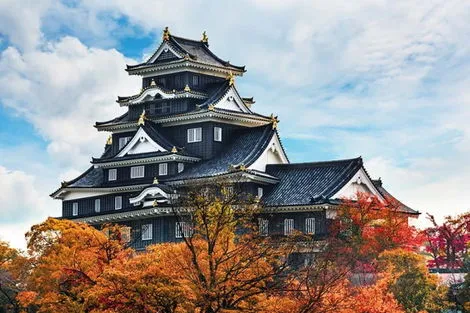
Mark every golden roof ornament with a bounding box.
[138,110,146,126]
[239,164,247,171]
[106,135,113,145]
[208,104,215,111]
[270,113,279,130]
[171,146,178,153]
[152,200,158,207]
[184,84,191,92]
[162,26,170,41]
[150,79,156,86]
[153,177,159,185]
[227,71,235,86]
[201,31,208,43]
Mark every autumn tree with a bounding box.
[0,240,23,313]
[422,212,470,269]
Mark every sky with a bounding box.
[0,0,469,249]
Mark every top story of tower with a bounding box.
[125,27,246,79]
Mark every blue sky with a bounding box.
[1,0,470,249]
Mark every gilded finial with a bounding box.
[184,84,191,92]
[150,79,156,86]
[152,200,158,207]
[171,146,178,153]
[227,71,235,86]
[106,135,113,145]
[162,27,170,41]
[138,110,146,126]
[153,177,159,185]
[270,114,279,130]
[208,104,214,111]
[239,164,247,171]
[201,31,208,43]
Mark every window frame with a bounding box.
[94,199,101,213]
[108,168,117,181]
[214,126,222,142]
[192,74,199,86]
[115,196,122,210]
[118,137,131,150]
[142,224,153,241]
[305,217,316,235]
[72,202,78,216]
[284,218,294,236]
[257,187,264,198]
[187,127,202,143]
[130,166,145,179]
[177,163,184,173]
[175,222,192,238]
[258,218,269,236]
[159,163,168,176]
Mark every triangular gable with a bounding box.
[248,133,289,172]
[125,87,177,105]
[332,167,384,201]
[213,86,251,113]
[147,41,184,64]
[117,127,168,157]
[129,186,170,205]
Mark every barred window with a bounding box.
[187,128,202,143]
[214,127,222,142]
[131,166,145,178]
[193,75,199,86]
[159,163,168,176]
[284,218,294,236]
[175,222,192,238]
[72,202,78,216]
[94,199,101,213]
[115,196,122,210]
[258,218,269,236]
[178,163,184,173]
[305,218,316,235]
[142,224,153,240]
[108,169,117,181]
[118,137,131,150]
[257,187,263,198]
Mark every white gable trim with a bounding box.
[248,134,289,172]
[213,86,251,113]
[121,86,206,106]
[147,42,183,64]
[117,127,167,157]
[129,186,170,205]
[332,167,384,201]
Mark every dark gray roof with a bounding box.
[68,166,104,188]
[165,124,276,181]
[127,34,245,72]
[372,179,419,215]
[262,158,364,206]
[95,112,129,127]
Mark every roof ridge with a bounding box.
[267,157,362,168]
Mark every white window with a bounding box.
[187,127,202,143]
[94,199,101,213]
[258,218,269,236]
[214,127,222,142]
[178,163,184,173]
[118,136,131,150]
[142,224,153,240]
[72,202,78,216]
[131,166,145,178]
[115,196,122,210]
[159,163,168,176]
[175,222,192,238]
[108,169,117,181]
[305,218,316,235]
[257,187,264,198]
[284,218,294,236]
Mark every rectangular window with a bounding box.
[142,224,153,240]
[257,187,264,198]
[131,166,145,178]
[94,199,101,213]
[118,137,131,150]
[175,222,192,238]
[193,75,199,86]
[159,163,168,176]
[258,218,269,236]
[115,196,122,210]
[284,218,294,236]
[72,202,78,216]
[187,127,202,143]
[108,169,117,181]
[178,163,184,173]
[305,218,316,235]
[214,127,222,142]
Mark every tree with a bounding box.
[0,240,23,313]
[378,248,451,313]
[422,212,470,269]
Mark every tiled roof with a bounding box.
[262,158,364,206]
[127,34,245,72]
[95,112,129,127]
[165,124,276,181]
[68,166,104,188]
[372,179,419,215]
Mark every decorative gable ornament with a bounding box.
[162,26,170,41]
